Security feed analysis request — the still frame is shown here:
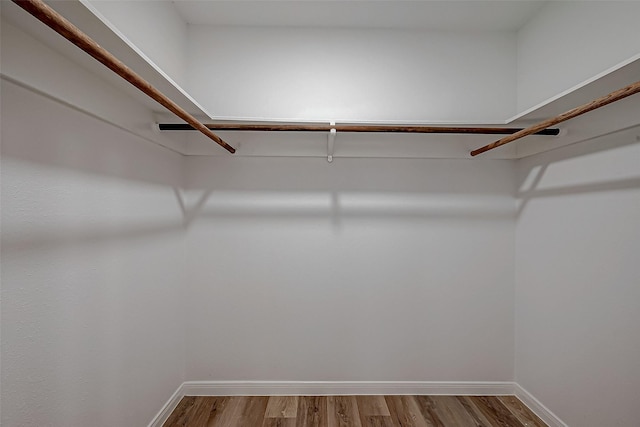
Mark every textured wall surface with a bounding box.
[1,80,186,427]
[2,2,640,426]
[82,0,189,87]
[515,127,640,427]
[184,156,516,382]
[516,1,640,111]
[186,26,517,122]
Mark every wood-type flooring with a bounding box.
[163,395,547,426]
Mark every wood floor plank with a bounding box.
[413,396,445,427]
[210,396,269,427]
[202,397,231,426]
[356,396,390,416]
[385,396,432,427]
[209,396,243,426]
[497,396,547,427]
[359,415,396,427]
[328,396,363,427]
[266,396,300,418]
[182,397,222,427]
[164,396,198,427]
[263,418,298,427]
[173,396,215,427]
[296,396,327,427]
[466,396,525,427]
[415,396,478,427]
[437,396,483,426]
[164,395,547,427]
[455,397,493,427]
[239,396,270,426]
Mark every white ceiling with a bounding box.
[172,1,547,31]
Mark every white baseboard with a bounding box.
[148,381,566,427]
[513,383,568,427]
[148,384,184,427]
[180,380,515,396]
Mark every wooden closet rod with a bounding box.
[159,123,560,136]
[12,0,236,154]
[471,79,640,156]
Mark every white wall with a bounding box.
[0,17,187,155]
[82,0,189,88]
[184,156,516,381]
[515,127,640,427]
[0,78,186,426]
[3,3,639,425]
[186,26,517,123]
[516,1,640,112]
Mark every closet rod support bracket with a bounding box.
[327,122,336,163]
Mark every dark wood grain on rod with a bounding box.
[471,79,640,156]
[159,123,560,135]
[12,0,235,154]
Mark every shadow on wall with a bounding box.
[1,78,181,188]
[5,76,639,236]
[181,128,640,227]
[177,188,517,228]
[516,125,640,217]
[180,153,521,228]
[1,79,185,254]
[1,221,185,256]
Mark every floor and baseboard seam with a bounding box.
[148,380,567,427]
